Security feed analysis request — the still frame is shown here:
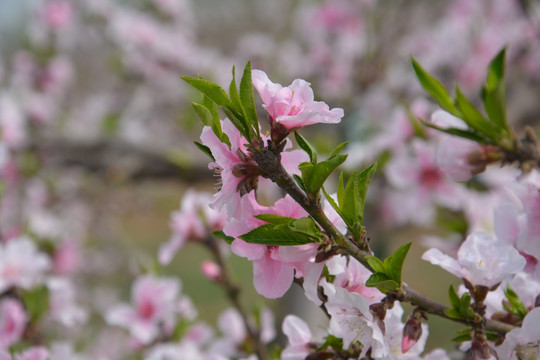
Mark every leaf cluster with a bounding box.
[365,243,411,293]
[412,48,512,146]
[239,215,324,246]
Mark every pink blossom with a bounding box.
[252,69,343,130]
[281,315,313,360]
[47,277,88,327]
[41,1,73,30]
[106,275,181,344]
[436,136,486,182]
[322,281,388,357]
[159,190,226,265]
[0,298,27,349]
[496,307,540,359]
[0,236,51,293]
[331,257,384,304]
[225,194,317,298]
[422,232,526,287]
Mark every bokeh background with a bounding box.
[0,0,539,358]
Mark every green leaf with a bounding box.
[240,61,259,136]
[336,172,345,208]
[293,174,306,192]
[182,76,231,108]
[288,217,323,239]
[240,224,314,246]
[21,286,50,323]
[193,141,215,161]
[366,256,386,274]
[193,97,230,147]
[328,142,348,158]
[503,285,528,318]
[383,242,411,285]
[411,58,459,116]
[322,186,341,217]
[365,272,400,293]
[419,118,492,144]
[455,86,502,140]
[295,132,317,164]
[482,48,508,132]
[254,214,295,225]
[229,66,244,118]
[448,285,461,309]
[213,230,235,244]
[300,154,348,194]
[101,112,120,135]
[340,164,376,235]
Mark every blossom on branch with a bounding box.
[252,69,343,131]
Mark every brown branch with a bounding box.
[251,144,517,335]
[34,138,211,182]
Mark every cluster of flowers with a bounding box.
[0,0,539,358]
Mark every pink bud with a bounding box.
[201,260,221,281]
[401,309,424,353]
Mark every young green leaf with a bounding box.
[384,242,412,285]
[503,285,527,318]
[328,142,348,158]
[229,66,244,118]
[295,131,317,164]
[293,174,306,192]
[482,48,508,132]
[366,256,386,274]
[193,141,215,161]
[240,224,314,246]
[254,214,295,225]
[288,217,323,240]
[411,58,459,116]
[322,186,341,217]
[455,86,502,140]
[182,76,231,108]
[340,163,376,234]
[240,61,260,136]
[299,154,348,194]
[418,118,492,144]
[212,230,235,244]
[365,272,400,293]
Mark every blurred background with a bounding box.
[0,0,539,358]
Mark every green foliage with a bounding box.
[318,334,344,352]
[412,48,511,146]
[365,243,412,293]
[193,141,216,161]
[445,285,475,320]
[299,154,348,195]
[240,216,323,246]
[183,62,260,142]
[213,230,235,244]
[294,131,318,164]
[411,57,459,116]
[324,164,376,240]
[503,285,528,318]
[21,285,50,323]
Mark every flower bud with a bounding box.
[401,309,424,353]
[201,260,221,281]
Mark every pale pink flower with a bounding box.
[422,232,526,287]
[252,69,343,130]
[47,277,88,327]
[106,275,181,344]
[0,350,10,360]
[0,298,27,349]
[332,257,384,304]
[436,136,485,182]
[496,307,540,359]
[0,236,51,293]
[322,281,388,357]
[225,194,317,298]
[382,304,429,358]
[41,1,73,30]
[159,190,226,265]
[281,315,313,360]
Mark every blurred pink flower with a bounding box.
[41,1,73,30]
[252,69,343,130]
[281,315,313,360]
[0,236,50,293]
[14,347,49,360]
[0,298,27,349]
[106,275,181,344]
